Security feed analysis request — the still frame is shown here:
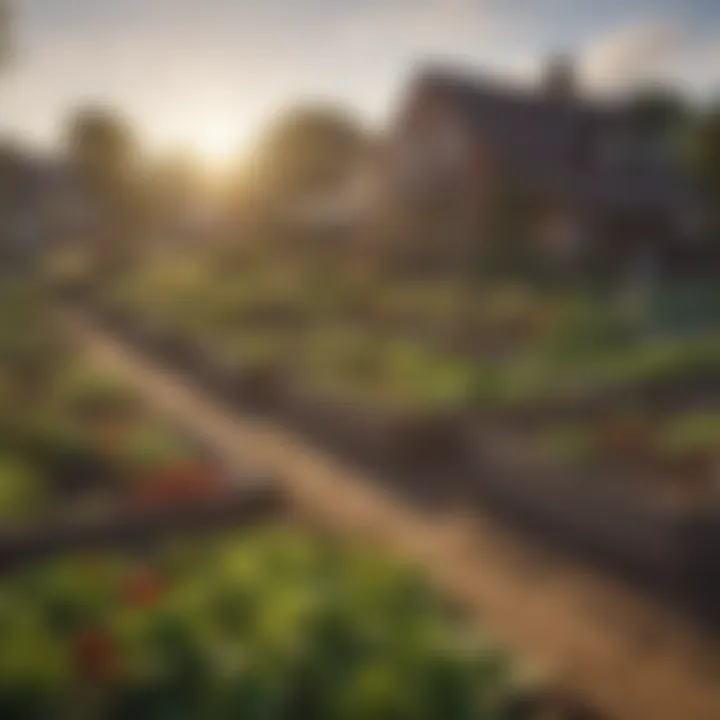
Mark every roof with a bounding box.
[407,66,697,214]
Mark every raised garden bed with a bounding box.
[48,250,720,621]
[463,426,720,618]
[67,293,720,626]
[0,481,282,570]
[0,288,278,551]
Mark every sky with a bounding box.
[2,0,719,159]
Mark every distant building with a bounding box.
[382,58,704,275]
[0,144,119,275]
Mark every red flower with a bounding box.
[73,629,119,683]
[132,461,226,509]
[122,568,164,609]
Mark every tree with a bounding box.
[247,103,366,201]
[65,107,138,193]
[687,102,720,201]
[0,1,14,68]
[63,107,143,274]
[624,85,691,148]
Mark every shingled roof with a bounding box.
[410,64,697,215]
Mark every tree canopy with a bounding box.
[65,106,138,190]
[624,85,691,147]
[687,102,720,201]
[248,104,367,200]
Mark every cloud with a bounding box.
[334,0,528,55]
[581,19,720,95]
[581,21,685,89]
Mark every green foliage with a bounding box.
[103,257,720,412]
[541,295,633,355]
[0,290,210,517]
[0,531,522,720]
[657,411,720,458]
[0,284,61,376]
[115,421,194,475]
[0,454,45,521]
[249,104,366,200]
[649,281,720,333]
[10,412,111,498]
[55,364,136,420]
[624,86,690,149]
[65,106,137,188]
[303,330,474,408]
[687,104,720,200]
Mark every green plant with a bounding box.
[55,365,137,422]
[540,426,597,466]
[656,412,720,459]
[0,455,45,522]
[0,531,525,719]
[115,420,195,476]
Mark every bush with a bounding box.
[55,365,137,423]
[656,411,720,459]
[0,455,45,522]
[0,531,525,719]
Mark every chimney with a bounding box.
[543,54,576,102]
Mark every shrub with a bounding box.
[0,531,525,719]
[0,455,45,522]
[656,412,720,459]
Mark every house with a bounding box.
[380,58,704,276]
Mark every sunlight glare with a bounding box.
[190,118,240,169]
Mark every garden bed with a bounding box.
[66,295,720,625]
[46,249,720,622]
[0,286,279,552]
[0,526,583,720]
[3,284,599,720]
[464,427,720,618]
[0,481,282,570]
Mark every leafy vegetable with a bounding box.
[0,531,524,719]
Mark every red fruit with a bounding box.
[73,629,119,683]
[123,568,164,608]
[132,461,226,509]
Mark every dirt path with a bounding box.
[63,312,720,720]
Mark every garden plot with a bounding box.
[0,528,547,720]
[0,290,575,720]
[52,255,720,620]
[0,285,275,557]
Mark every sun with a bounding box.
[191,119,240,169]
